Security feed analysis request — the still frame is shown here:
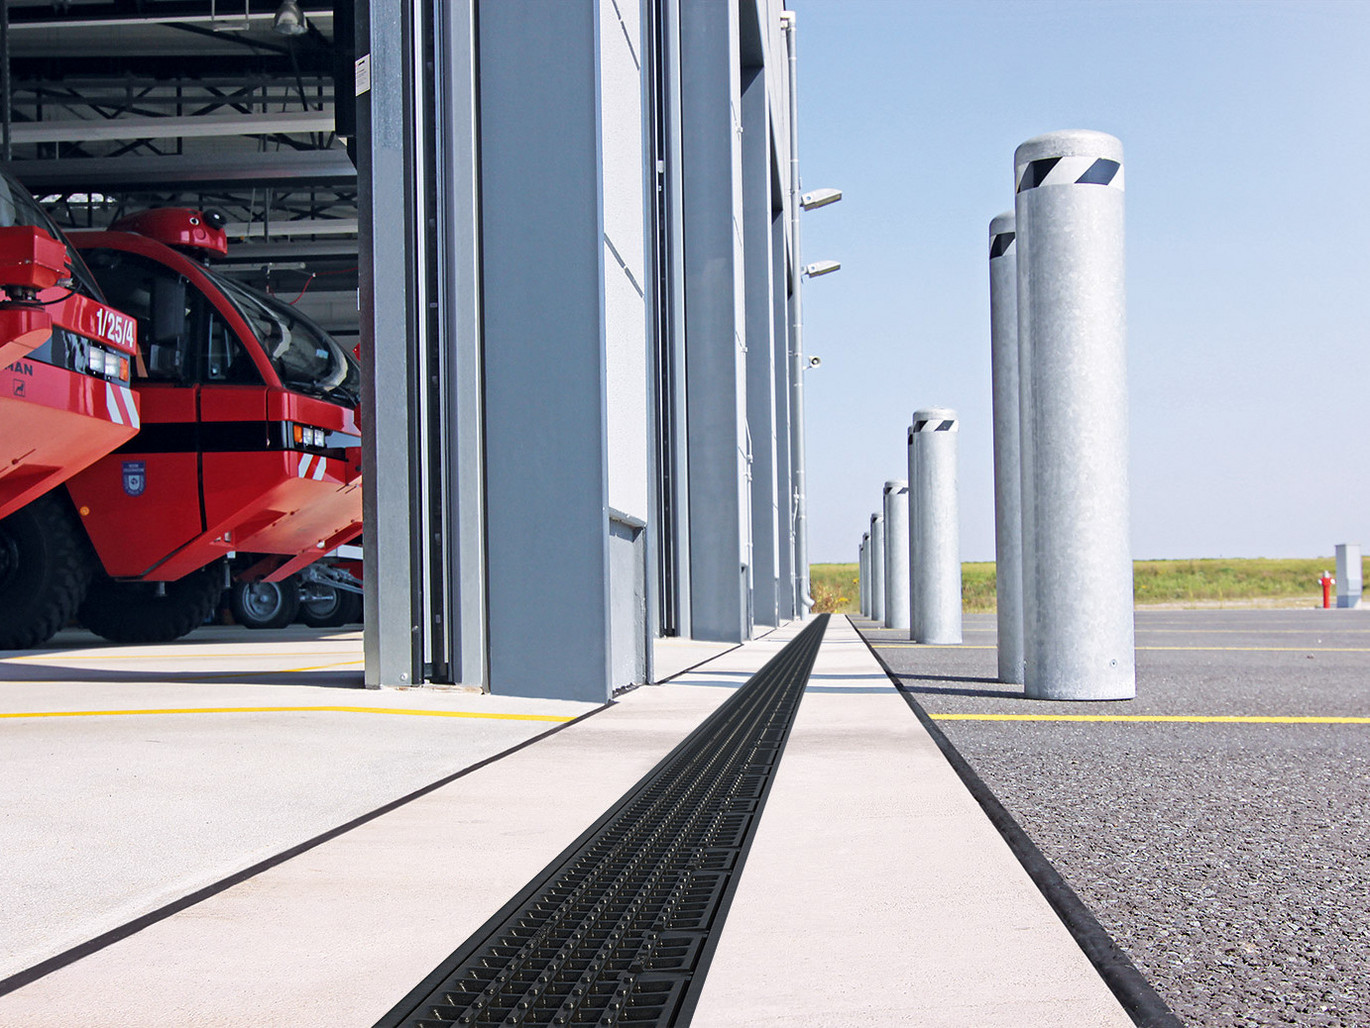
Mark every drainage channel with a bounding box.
[377,614,830,1028]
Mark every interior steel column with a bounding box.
[681,0,749,642]
[357,0,421,689]
[433,0,486,688]
[648,0,692,642]
[478,0,613,700]
[357,0,484,690]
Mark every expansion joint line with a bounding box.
[377,615,830,1028]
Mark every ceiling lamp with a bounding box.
[272,1,309,36]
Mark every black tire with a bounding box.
[229,578,301,629]
[298,585,362,628]
[0,492,95,649]
[79,564,224,644]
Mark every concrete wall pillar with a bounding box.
[989,212,1025,684]
[883,480,910,630]
[910,410,962,644]
[479,1,612,700]
[681,0,749,642]
[1016,129,1134,700]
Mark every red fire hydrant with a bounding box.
[1320,571,1335,609]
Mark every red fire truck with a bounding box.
[62,208,363,643]
[0,174,141,649]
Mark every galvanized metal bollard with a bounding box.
[1336,544,1363,608]
[859,537,869,616]
[870,512,885,624]
[883,480,910,630]
[989,211,1025,684]
[909,410,961,644]
[1016,129,1135,700]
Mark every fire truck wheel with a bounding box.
[229,579,301,630]
[0,492,95,649]
[298,586,362,628]
[78,565,224,644]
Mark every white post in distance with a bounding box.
[1016,129,1134,700]
[909,409,962,644]
[883,479,910,631]
[989,211,1025,684]
[870,512,885,625]
[1336,544,1363,608]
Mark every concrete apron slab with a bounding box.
[690,616,1132,1027]
[0,623,804,1025]
[0,629,600,982]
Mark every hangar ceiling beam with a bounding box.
[8,151,355,190]
[9,111,335,144]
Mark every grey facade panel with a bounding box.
[479,0,613,702]
[681,0,747,643]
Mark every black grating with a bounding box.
[377,615,830,1028]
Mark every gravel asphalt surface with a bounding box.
[857,607,1370,1028]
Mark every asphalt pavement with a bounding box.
[857,607,1370,1028]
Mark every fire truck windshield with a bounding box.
[212,272,360,407]
[1,177,103,301]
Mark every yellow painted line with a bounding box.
[0,705,575,723]
[930,714,1370,724]
[4,650,361,663]
[0,658,365,683]
[1138,645,1370,652]
[877,644,997,650]
[1134,628,1370,634]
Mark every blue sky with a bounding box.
[791,0,1370,562]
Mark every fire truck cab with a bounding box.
[61,209,363,643]
[0,173,141,649]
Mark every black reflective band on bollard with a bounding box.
[377,615,830,1028]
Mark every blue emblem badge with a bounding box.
[122,460,146,497]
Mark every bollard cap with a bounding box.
[1015,129,1122,165]
[1015,130,1123,193]
[989,212,1015,260]
[911,408,958,435]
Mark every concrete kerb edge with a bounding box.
[845,616,1183,1028]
